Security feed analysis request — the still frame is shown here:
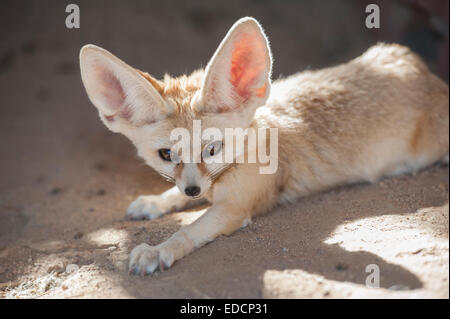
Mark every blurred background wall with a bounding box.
[1,0,448,82]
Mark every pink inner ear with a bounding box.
[95,65,126,111]
[230,32,267,100]
[91,64,134,121]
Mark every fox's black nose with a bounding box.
[185,186,201,197]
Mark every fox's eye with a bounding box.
[203,141,222,158]
[158,149,172,162]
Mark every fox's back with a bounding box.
[255,43,449,198]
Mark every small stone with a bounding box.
[335,263,348,271]
[50,187,63,195]
[47,264,65,274]
[65,264,79,274]
[94,162,107,171]
[97,189,106,196]
[74,232,83,240]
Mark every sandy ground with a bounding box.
[1,163,448,299]
[0,1,448,299]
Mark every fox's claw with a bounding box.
[128,243,174,275]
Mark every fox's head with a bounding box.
[79,17,272,198]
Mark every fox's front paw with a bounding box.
[126,196,166,220]
[128,243,175,275]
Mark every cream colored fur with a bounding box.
[79,17,449,275]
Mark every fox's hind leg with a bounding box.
[400,107,449,175]
[126,186,207,220]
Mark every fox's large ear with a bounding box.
[80,45,167,133]
[193,17,272,114]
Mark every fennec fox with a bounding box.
[79,17,449,275]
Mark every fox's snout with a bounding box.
[184,185,201,197]
[175,162,211,198]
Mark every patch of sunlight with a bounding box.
[262,269,432,298]
[5,271,63,299]
[262,204,449,299]
[323,206,449,260]
[86,228,129,246]
[5,264,133,299]
[43,266,134,299]
[3,248,133,299]
[322,204,449,291]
